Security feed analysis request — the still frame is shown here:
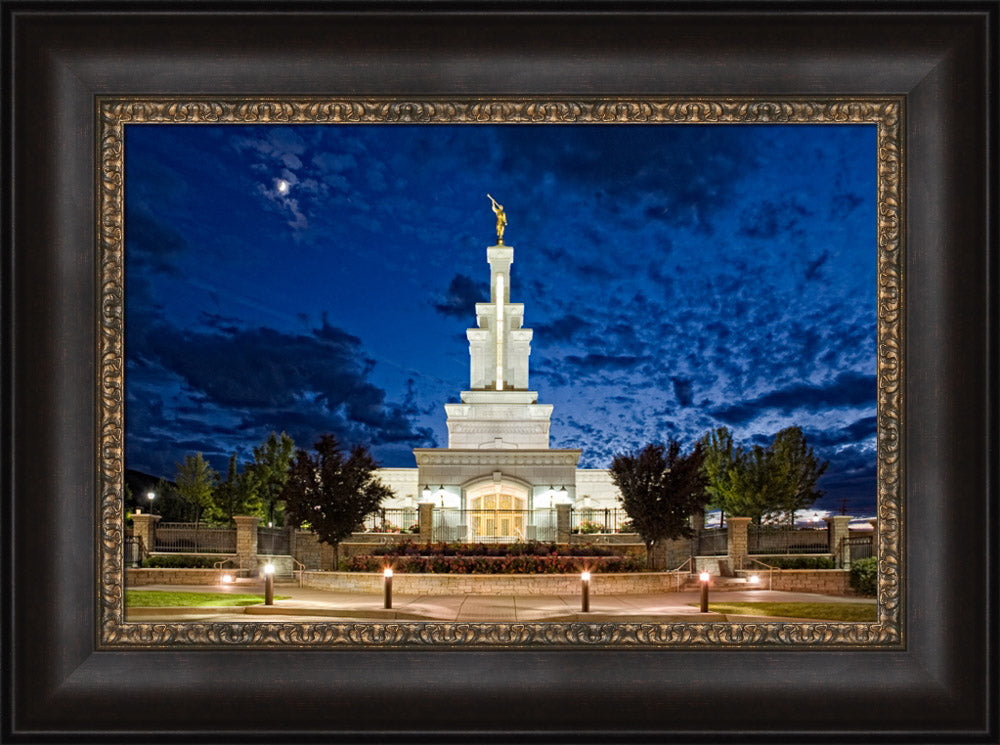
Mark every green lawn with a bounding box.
[691,602,877,622]
[125,590,290,608]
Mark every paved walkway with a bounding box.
[126,582,874,623]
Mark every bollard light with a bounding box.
[263,563,275,605]
[580,571,591,613]
[384,567,393,609]
[699,571,710,613]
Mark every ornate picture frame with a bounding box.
[5,4,994,741]
[99,96,902,648]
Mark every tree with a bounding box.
[610,440,709,569]
[700,425,828,525]
[174,453,218,525]
[208,452,261,524]
[280,435,392,568]
[246,431,295,527]
[768,426,828,526]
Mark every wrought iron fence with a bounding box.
[257,526,290,555]
[124,533,147,567]
[571,507,632,534]
[844,535,874,562]
[749,525,829,554]
[432,508,557,543]
[697,528,728,556]
[154,522,237,553]
[359,508,417,534]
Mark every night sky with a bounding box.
[124,122,878,516]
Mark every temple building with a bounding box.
[376,202,621,540]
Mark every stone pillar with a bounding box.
[868,518,879,556]
[825,515,853,567]
[690,510,705,558]
[418,503,435,543]
[286,524,297,561]
[131,512,160,554]
[233,516,259,572]
[727,517,751,571]
[556,503,571,544]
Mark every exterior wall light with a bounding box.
[221,574,234,584]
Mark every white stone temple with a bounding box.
[376,208,621,540]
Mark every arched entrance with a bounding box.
[464,479,529,542]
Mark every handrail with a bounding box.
[291,557,306,587]
[742,557,775,590]
[667,556,695,592]
[213,556,240,570]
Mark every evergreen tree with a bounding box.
[769,426,828,526]
[610,440,709,569]
[174,453,217,525]
[209,452,262,523]
[280,435,391,568]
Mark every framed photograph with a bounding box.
[4,2,996,741]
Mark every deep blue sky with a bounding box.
[124,123,878,516]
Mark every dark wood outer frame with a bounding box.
[2,3,995,742]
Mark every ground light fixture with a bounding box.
[383,567,393,609]
[221,574,234,584]
[749,574,760,587]
[263,563,275,605]
[699,571,710,613]
[580,571,591,612]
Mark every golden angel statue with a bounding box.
[487,194,507,245]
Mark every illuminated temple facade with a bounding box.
[376,231,621,541]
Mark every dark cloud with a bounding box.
[711,371,876,425]
[738,198,812,240]
[534,314,588,343]
[671,377,694,407]
[433,273,488,318]
[564,353,649,373]
[804,250,830,281]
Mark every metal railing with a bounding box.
[697,528,728,556]
[748,525,828,555]
[124,533,148,567]
[742,557,777,590]
[844,535,874,564]
[359,508,417,534]
[432,508,558,543]
[154,522,237,553]
[257,526,290,555]
[571,507,632,534]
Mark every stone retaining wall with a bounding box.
[302,570,684,595]
[126,568,238,586]
[737,568,852,595]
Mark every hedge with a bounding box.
[849,557,877,596]
[142,555,224,569]
[345,554,643,574]
[754,556,836,570]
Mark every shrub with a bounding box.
[142,555,221,569]
[849,557,877,596]
[756,556,836,570]
[575,520,605,534]
[344,554,643,574]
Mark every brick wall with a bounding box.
[126,568,239,586]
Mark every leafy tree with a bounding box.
[246,431,295,527]
[208,452,262,523]
[769,426,828,526]
[280,435,392,567]
[174,453,218,525]
[700,426,827,525]
[610,441,709,569]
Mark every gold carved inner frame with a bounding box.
[98,97,903,648]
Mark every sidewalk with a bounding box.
[126,582,874,623]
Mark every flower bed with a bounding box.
[344,554,642,574]
[368,540,617,558]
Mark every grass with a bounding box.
[125,590,290,607]
[690,601,877,622]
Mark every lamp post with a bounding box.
[383,567,393,609]
[699,571,710,613]
[146,491,155,514]
[263,563,275,605]
[580,571,590,613]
